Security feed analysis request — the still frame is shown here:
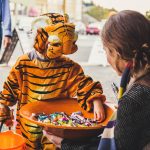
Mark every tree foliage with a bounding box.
[146,10,150,20]
[86,5,117,21]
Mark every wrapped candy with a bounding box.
[32,111,97,127]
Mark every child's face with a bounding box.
[104,46,127,76]
[33,13,78,59]
[44,23,78,59]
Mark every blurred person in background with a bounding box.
[0,0,12,49]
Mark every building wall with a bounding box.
[48,0,63,14]
[10,0,83,20]
[48,0,82,21]
[74,0,82,20]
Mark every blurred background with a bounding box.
[1,0,150,102]
[9,0,150,32]
[0,0,150,132]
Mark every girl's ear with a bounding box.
[106,47,116,57]
[110,48,121,59]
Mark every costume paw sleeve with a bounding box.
[66,62,106,112]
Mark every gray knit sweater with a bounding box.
[61,78,150,150]
[115,83,150,150]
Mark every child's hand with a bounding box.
[5,119,14,127]
[5,109,14,127]
[93,99,105,122]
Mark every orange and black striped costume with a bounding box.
[0,13,105,150]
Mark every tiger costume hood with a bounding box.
[33,13,78,59]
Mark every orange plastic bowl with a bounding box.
[20,98,113,139]
[0,130,26,150]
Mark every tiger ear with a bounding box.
[64,14,69,23]
[36,28,48,40]
[37,28,43,33]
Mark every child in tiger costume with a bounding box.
[0,13,106,150]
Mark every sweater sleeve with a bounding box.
[66,62,106,112]
[114,84,150,150]
[2,0,12,36]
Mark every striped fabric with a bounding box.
[0,52,105,149]
[0,12,106,149]
[98,62,132,150]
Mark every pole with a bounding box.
[81,0,83,21]
[63,0,66,14]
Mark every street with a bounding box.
[68,35,98,62]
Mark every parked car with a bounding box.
[86,23,100,35]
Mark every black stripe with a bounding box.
[81,102,87,111]
[78,77,92,89]
[21,93,59,101]
[22,131,42,145]
[24,85,61,94]
[28,130,42,134]
[16,63,73,70]
[22,78,67,87]
[7,77,17,85]
[51,25,65,32]
[21,93,41,101]
[7,80,18,89]
[25,123,41,128]
[58,30,66,35]
[0,93,14,99]
[15,65,39,70]
[66,24,75,29]
[26,143,36,149]
[20,59,31,62]
[66,29,75,33]
[41,28,48,37]
[0,94,7,101]
[22,71,68,79]
[78,82,101,111]
[16,119,28,133]
[4,82,16,98]
[21,132,28,139]
[16,119,21,123]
